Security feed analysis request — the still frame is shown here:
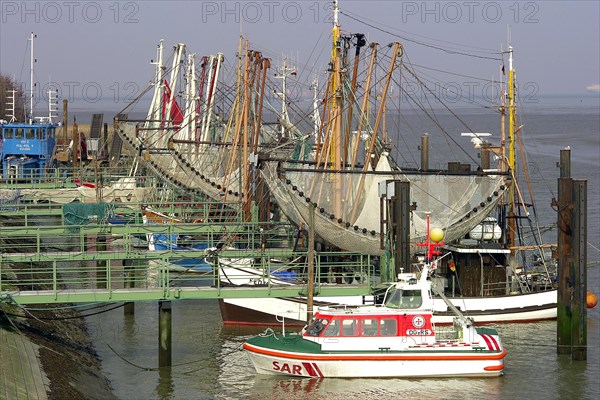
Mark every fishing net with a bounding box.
[262,153,508,255]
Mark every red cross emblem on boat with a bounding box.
[412,315,426,328]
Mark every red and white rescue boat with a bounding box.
[243,257,507,378]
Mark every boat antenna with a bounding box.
[310,70,321,143]
[333,0,339,27]
[29,32,37,124]
[274,55,296,138]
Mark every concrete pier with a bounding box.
[0,328,49,400]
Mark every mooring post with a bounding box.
[557,177,573,354]
[96,234,107,289]
[103,123,108,159]
[62,99,68,145]
[123,258,135,315]
[560,146,571,179]
[420,133,429,171]
[571,179,587,360]
[556,147,588,359]
[393,181,411,278]
[72,120,79,175]
[480,146,490,170]
[158,301,172,367]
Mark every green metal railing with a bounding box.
[1,201,376,305]
[0,248,375,305]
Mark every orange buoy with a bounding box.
[587,290,598,309]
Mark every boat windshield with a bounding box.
[384,289,423,309]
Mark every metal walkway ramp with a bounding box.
[1,200,375,306]
[89,114,103,139]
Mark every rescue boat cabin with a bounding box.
[0,121,57,180]
[302,275,438,349]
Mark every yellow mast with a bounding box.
[241,40,251,221]
[330,0,343,216]
[508,44,516,207]
[507,45,517,250]
[331,0,342,167]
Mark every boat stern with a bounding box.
[474,326,507,376]
[243,331,324,377]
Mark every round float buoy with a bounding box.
[587,290,598,309]
[430,228,444,243]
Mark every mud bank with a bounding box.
[1,303,115,400]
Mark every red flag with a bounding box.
[162,80,184,129]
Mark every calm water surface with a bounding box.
[86,299,599,400]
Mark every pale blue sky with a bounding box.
[1,0,598,113]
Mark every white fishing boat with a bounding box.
[243,246,507,378]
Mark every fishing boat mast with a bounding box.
[29,32,36,124]
[164,43,185,141]
[505,43,520,264]
[310,71,321,143]
[274,56,296,138]
[147,40,164,124]
[331,0,343,215]
[508,44,516,208]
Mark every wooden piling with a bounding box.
[123,259,135,315]
[103,123,108,159]
[158,301,172,367]
[124,301,135,315]
[72,120,79,174]
[96,234,107,289]
[560,147,571,178]
[393,181,411,277]
[481,147,490,170]
[420,134,429,171]
[556,147,588,359]
[571,179,587,360]
[557,177,573,355]
[62,99,68,145]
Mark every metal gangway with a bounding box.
[1,200,376,306]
